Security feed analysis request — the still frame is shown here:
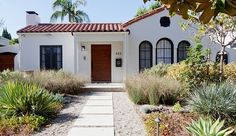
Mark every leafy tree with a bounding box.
[9,38,19,45]
[2,28,11,40]
[185,43,207,65]
[144,0,236,24]
[51,0,89,23]
[148,1,162,10]
[135,1,162,17]
[183,13,236,82]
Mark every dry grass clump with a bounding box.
[28,70,86,94]
[126,74,180,105]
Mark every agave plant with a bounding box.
[186,117,234,136]
[0,82,63,117]
[188,83,236,121]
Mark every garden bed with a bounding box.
[0,70,87,136]
[136,104,199,136]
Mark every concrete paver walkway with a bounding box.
[68,92,114,136]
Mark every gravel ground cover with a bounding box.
[113,92,146,136]
[32,94,88,136]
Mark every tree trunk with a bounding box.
[219,46,226,83]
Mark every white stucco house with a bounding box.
[17,8,236,83]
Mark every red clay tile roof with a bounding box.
[17,23,127,33]
[122,7,165,28]
[18,7,166,33]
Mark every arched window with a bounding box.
[139,41,153,72]
[177,41,190,62]
[156,38,174,64]
[216,51,228,64]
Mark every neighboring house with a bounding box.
[17,8,236,83]
[0,36,19,71]
[0,36,10,46]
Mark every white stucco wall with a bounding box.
[126,9,236,75]
[75,33,126,82]
[19,32,126,82]
[202,37,236,63]
[19,33,75,73]
[77,42,123,82]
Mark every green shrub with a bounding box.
[144,63,170,77]
[166,62,221,93]
[173,101,182,112]
[0,82,63,117]
[188,83,236,122]
[0,115,46,135]
[225,63,236,83]
[126,74,180,105]
[28,70,86,94]
[186,117,233,136]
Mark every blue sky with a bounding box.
[0,0,154,37]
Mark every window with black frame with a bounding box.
[216,51,228,64]
[40,46,62,70]
[139,41,153,72]
[177,41,190,62]
[156,38,173,64]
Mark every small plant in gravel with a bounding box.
[126,74,180,105]
[0,81,63,117]
[188,83,236,123]
[186,117,233,136]
[173,102,182,112]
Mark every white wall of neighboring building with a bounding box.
[0,36,9,46]
[19,33,75,73]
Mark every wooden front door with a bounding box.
[91,45,111,82]
[0,53,16,71]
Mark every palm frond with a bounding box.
[50,11,65,22]
[76,10,90,22]
[74,0,86,7]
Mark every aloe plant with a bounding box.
[186,118,234,136]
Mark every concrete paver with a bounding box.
[73,114,114,127]
[68,127,114,136]
[68,92,114,136]
[86,100,113,106]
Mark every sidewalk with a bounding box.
[68,92,114,136]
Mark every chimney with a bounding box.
[26,11,40,25]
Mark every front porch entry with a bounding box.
[91,45,111,82]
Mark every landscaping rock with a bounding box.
[113,92,145,136]
[32,94,88,136]
[140,105,158,114]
